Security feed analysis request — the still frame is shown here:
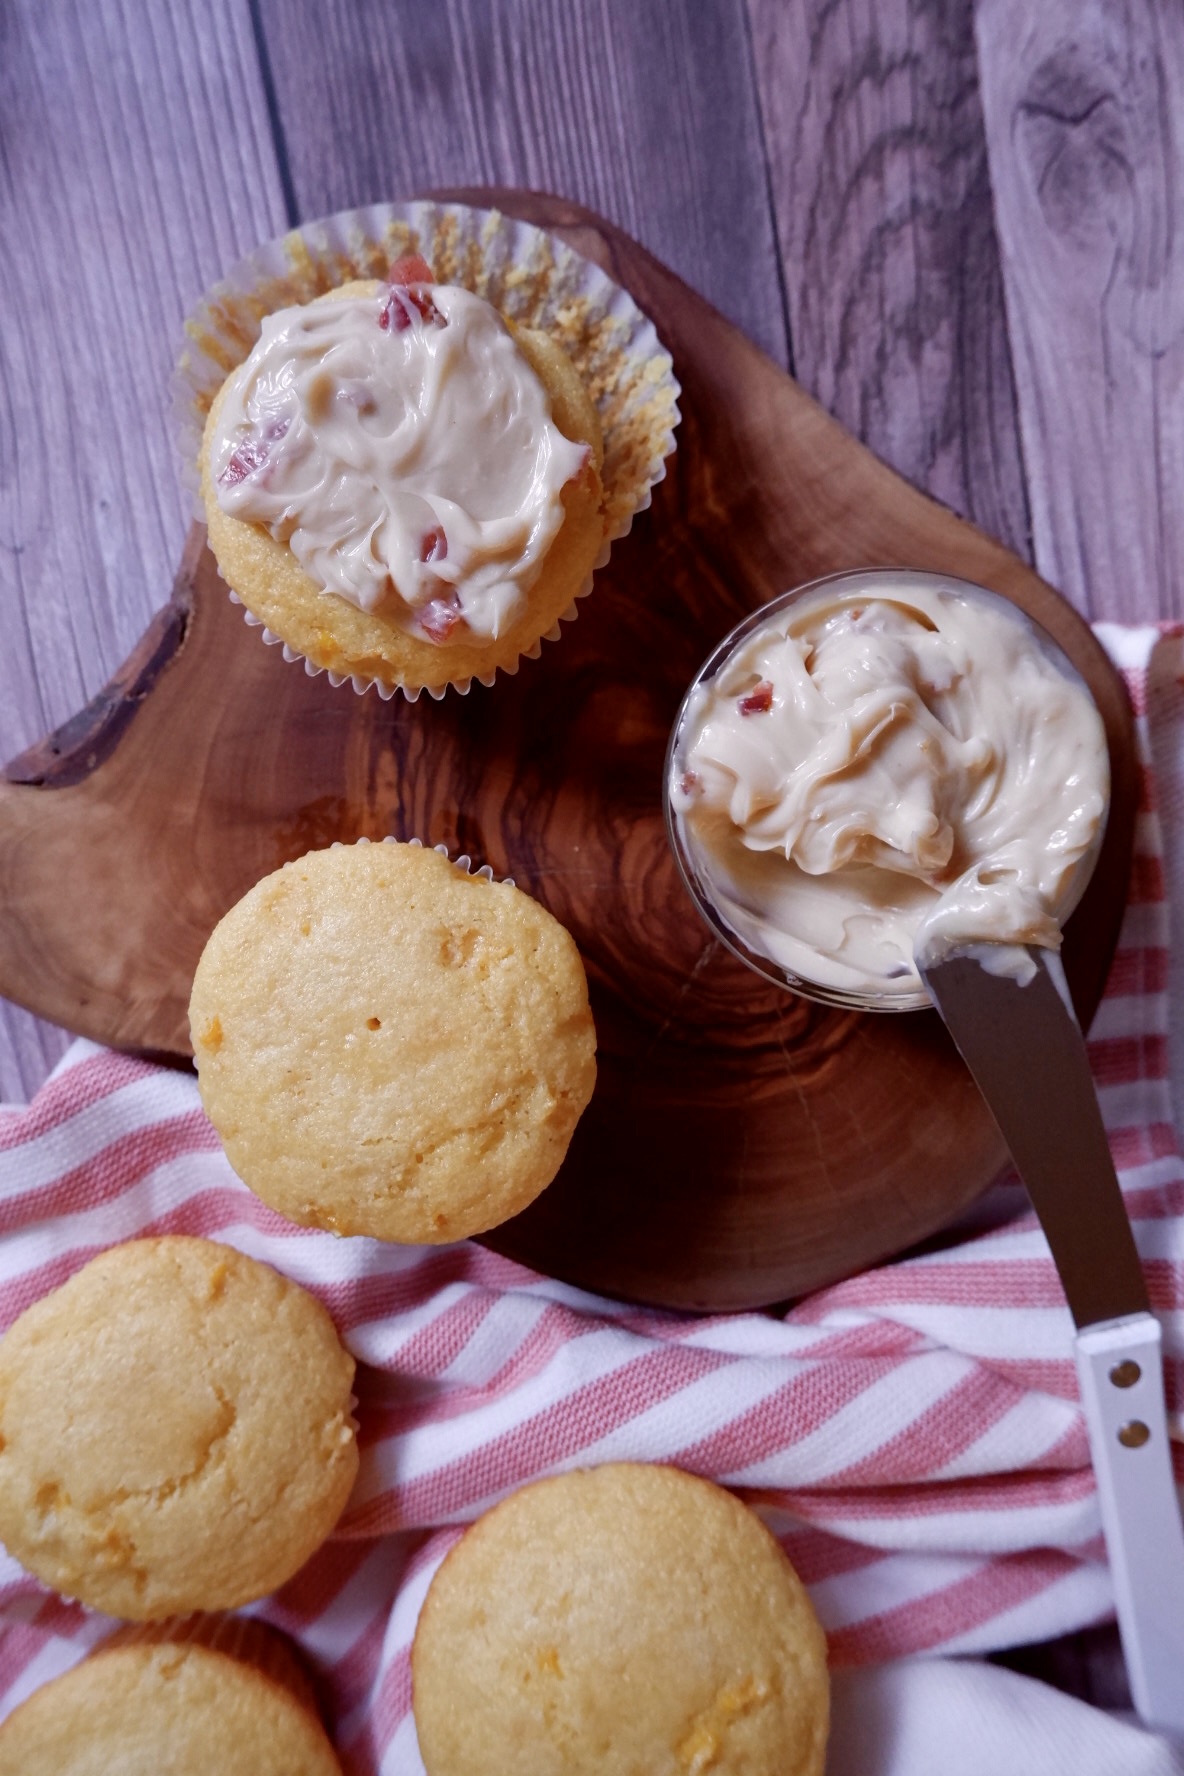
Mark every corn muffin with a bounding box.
[0,1622,342,1775]
[0,1238,358,1620]
[189,841,598,1244]
[411,1462,829,1776]
[201,261,606,696]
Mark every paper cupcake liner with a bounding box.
[330,833,514,888]
[225,585,562,703]
[175,200,681,701]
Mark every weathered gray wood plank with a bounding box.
[975,0,1184,623]
[0,0,287,1098]
[254,0,790,366]
[745,0,1032,561]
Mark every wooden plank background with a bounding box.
[1,0,1180,1705]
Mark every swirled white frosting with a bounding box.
[670,581,1109,1000]
[209,283,589,644]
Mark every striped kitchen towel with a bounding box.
[0,626,1181,1775]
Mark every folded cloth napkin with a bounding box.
[0,626,1182,1774]
[830,1659,1184,1775]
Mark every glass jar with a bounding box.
[664,568,1108,1012]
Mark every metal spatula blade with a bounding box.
[921,945,1184,1737]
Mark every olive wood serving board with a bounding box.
[0,190,1135,1312]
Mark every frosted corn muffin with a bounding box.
[200,256,606,695]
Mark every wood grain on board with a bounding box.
[0,195,1137,1313]
[746,0,1031,562]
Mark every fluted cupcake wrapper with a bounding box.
[327,833,514,888]
[175,200,680,701]
[225,583,590,703]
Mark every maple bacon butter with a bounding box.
[668,573,1109,1005]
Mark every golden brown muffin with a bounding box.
[189,841,597,1244]
[0,1238,358,1621]
[201,279,606,695]
[0,1629,342,1775]
[411,1462,829,1776]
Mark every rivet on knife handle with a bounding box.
[1076,1315,1184,1736]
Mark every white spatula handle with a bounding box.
[1076,1313,1184,1736]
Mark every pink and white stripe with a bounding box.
[0,626,1181,1774]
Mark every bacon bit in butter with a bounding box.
[218,417,291,488]
[380,285,447,332]
[388,252,435,285]
[737,679,773,716]
[419,590,466,644]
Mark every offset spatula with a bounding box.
[921,946,1184,1736]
